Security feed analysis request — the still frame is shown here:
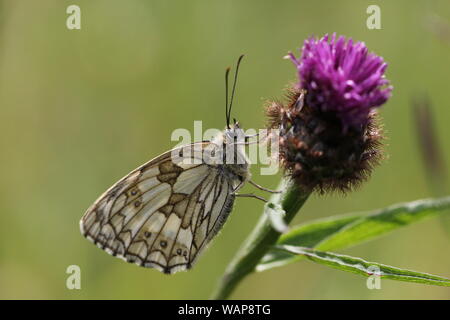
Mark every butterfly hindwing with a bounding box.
[80,142,237,274]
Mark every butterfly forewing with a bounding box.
[80,142,238,274]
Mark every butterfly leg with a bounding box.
[248,180,282,193]
[232,180,245,193]
[235,193,268,203]
[232,132,271,146]
[244,130,272,145]
[244,133,259,143]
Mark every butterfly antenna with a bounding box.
[228,54,245,126]
[225,67,231,129]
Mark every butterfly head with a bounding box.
[223,120,245,145]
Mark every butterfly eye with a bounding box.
[176,249,182,255]
[144,231,151,238]
[134,200,141,207]
[160,240,168,248]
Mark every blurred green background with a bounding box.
[0,0,449,299]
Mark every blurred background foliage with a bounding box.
[0,0,449,299]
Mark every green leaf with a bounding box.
[276,245,450,287]
[257,196,450,272]
[257,213,362,271]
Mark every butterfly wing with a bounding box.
[80,142,237,274]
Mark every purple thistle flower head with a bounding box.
[287,33,392,128]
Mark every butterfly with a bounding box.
[80,55,276,274]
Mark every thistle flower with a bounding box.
[267,34,392,193]
[289,33,392,128]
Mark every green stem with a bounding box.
[210,178,311,299]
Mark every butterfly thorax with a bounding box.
[210,125,251,190]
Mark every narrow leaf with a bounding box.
[258,196,450,272]
[257,213,362,271]
[276,245,450,287]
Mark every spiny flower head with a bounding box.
[287,33,392,128]
[267,34,392,193]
